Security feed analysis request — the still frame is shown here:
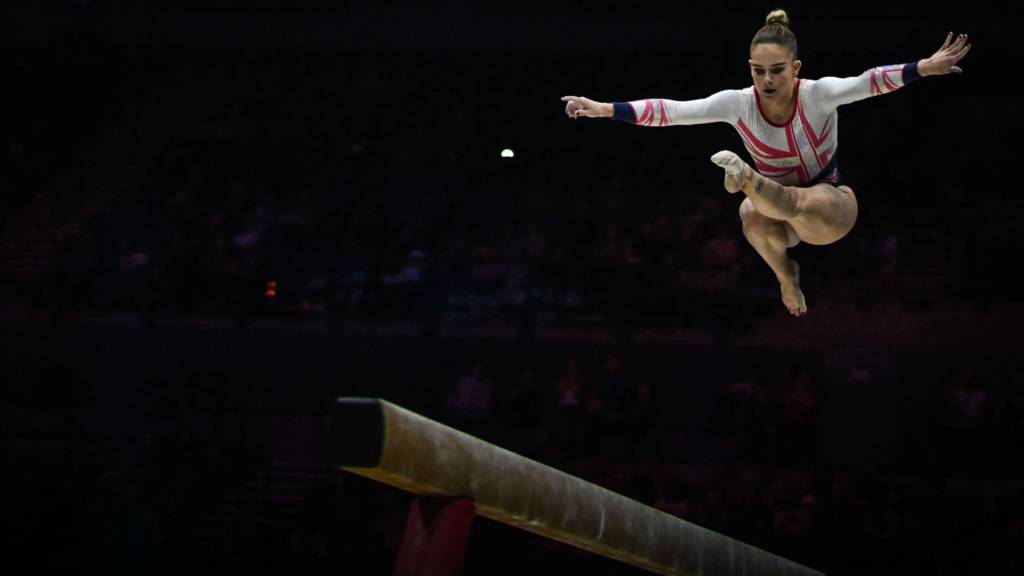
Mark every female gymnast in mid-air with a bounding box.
[561,10,971,316]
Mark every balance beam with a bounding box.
[330,398,824,576]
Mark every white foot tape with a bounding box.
[710,150,747,177]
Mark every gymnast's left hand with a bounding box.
[919,32,971,75]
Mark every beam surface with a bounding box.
[331,397,824,576]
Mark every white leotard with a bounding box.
[614,64,920,186]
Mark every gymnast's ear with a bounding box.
[793,59,802,77]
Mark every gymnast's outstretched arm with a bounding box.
[560,89,742,126]
[810,32,971,109]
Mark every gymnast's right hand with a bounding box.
[561,95,613,119]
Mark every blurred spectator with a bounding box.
[771,486,815,550]
[654,477,695,520]
[501,369,542,427]
[995,371,1024,473]
[712,369,770,462]
[944,366,990,471]
[778,366,820,466]
[549,359,586,460]
[381,249,426,285]
[584,353,651,459]
[948,367,989,426]
[696,219,743,292]
[443,363,493,429]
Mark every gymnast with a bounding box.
[561,9,971,316]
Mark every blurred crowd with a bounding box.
[4,343,1021,575]
[9,42,1018,334]
[2,9,1022,576]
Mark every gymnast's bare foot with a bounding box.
[780,260,807,317]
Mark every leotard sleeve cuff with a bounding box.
[902,61,922,84]
[612,102,636,123]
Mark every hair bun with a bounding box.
[765,9,790,28]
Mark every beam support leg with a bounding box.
[394,497,476,576]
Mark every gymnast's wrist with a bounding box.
[917,58,936,77]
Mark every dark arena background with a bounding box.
[1,2,1021,575]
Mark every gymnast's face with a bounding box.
[749,43,801,102]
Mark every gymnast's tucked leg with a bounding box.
[712,150,859,316]
[738,199,806,316]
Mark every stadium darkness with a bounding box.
[0,3,1020,575]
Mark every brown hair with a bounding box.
[750,9,798,58]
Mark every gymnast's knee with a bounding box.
[738,198,759,225]
[739,198,772,234]
[739,199,799,247]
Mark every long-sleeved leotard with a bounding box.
[612,63,922,187]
